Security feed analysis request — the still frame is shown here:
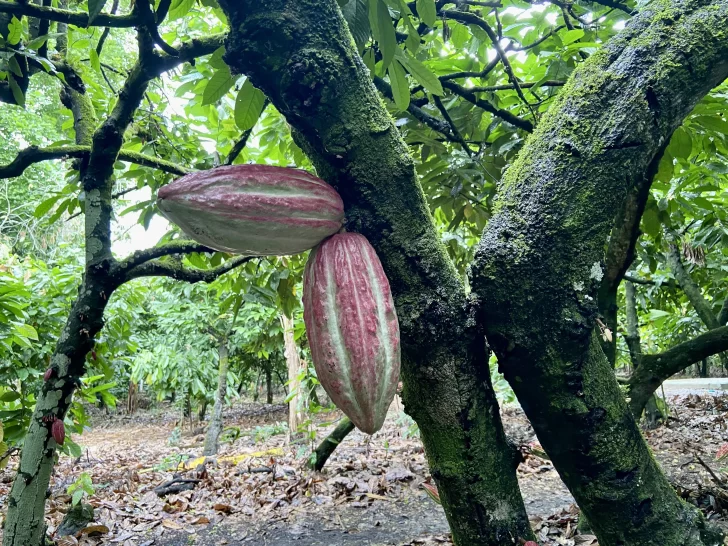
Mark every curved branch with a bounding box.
[125,255,253,283]
[0,0,139,27]
[628,325,728,415]
[0,145,191,179]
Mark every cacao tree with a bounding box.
[1,0,728,545]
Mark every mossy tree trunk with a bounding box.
[216,2,536,544]
[470,0,728,544]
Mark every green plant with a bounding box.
[67,472,95,506]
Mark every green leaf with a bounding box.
[561,29,584,45]
[89,48,101,73]
[234,79,266,131]
[341,0,370,51]
[7,56,22,78]
[416,0,437,27]
[34,195,62,218]
[397,51,442,95]
[668,126,692,159]
[87,0,108,25]
[202,68,237,106]
[0,391,20,402]
[8,75,25,107]
[377,0,396,71]
[14,323,38,341]
[641,207,661,238]
[7,17,22,45]
[693,115,728,134]
[169,0,196,20]
[388,59,410,111]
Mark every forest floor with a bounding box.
[2,392,728,546]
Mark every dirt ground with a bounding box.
[2,393,728,546]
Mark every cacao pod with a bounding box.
[43,367,55,382]
[303,233,400,434]
[52,418,65,445]
[157,165,344,256]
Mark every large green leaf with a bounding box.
[416,0,437,27]
[388,59,410,111]
[202,68,237,106]
[397,51,443,95]
[234,80,266,131]
[376,0,396,71]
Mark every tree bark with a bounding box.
[265,367,273,404]
[309,417,355,471]
[470,0,728,543]
[203,342,229,456]
[597,166,653,366]
[215,2,536,543]
[281,314,304,437]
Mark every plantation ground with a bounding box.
[2,393,728,546]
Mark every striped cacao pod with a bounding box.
[52,418,65,445]
[303,233,400,434]
[157,165,345,256]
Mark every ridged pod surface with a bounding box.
[157,165,344,255]
[303,233,400,434]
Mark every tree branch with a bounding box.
[373,76,459,142]
[666,240,719,329]
[0,0,139,27]
[124,255,253,283]
[441,80,533,132]
[442,10,535,119]
[0,145,191,179]
[114,240,215,275]
[628,325,728,415]
[623,274,677,288]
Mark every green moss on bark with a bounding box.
[471,0,728,543]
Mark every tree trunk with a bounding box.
[203,342,229,456]
[265,368,273,404]
[127,381,138,415]
[471,0,728,543]
[216,2,536,543]
[309,417,355,471]
[281,314,304,437]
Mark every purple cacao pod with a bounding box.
[157,165,344,256]
[303,233,401,434]
[43,367,55,382]
[52,419,65,445]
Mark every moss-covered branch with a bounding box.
[0,145,191,179]
[470,0,728,542]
